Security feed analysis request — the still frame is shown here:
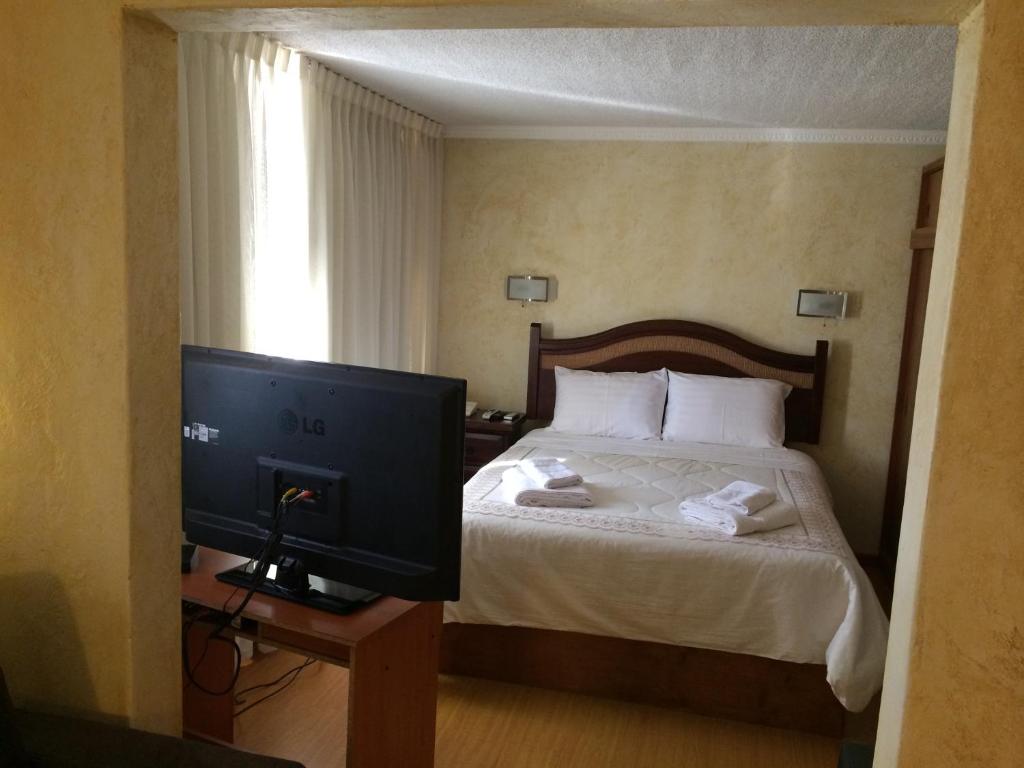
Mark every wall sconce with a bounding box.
[507,275,550,304]
[796,289,848,319]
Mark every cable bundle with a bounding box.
[183,488,314,697]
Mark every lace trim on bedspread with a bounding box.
[463,443,852,558]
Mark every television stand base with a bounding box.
[216,559,381,616]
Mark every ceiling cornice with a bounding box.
[443,126,947,145]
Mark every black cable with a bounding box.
[234,656,317,703]
[233,658,316,718]
[181,578,250,695]
[182,490,309,697]
[220,580,245,615]
[181,604,243,696]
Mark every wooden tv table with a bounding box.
[182,547,442,768]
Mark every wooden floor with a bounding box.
[234,648,840,768]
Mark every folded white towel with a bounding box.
[501,467,593,508]
[519,457,582,489]
[680,497,799,536]
[704,480,776,516]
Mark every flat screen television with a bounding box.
[181,345,466,611]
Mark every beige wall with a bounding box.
[0,4,180,732]
[122,13,184,733]
[874,6,983,763]
[146,0,971,31]
[878,1,1024,765]
[2,0,135,723]
[438,139,939,554]
[3,0,1022,762]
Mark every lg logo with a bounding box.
[278,409,326,437]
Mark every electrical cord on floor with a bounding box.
[182,488,314,697]
[233,657,317,718]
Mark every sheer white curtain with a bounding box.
[179,32,443,372]
[178,32,259,354]
[303,63,443,372]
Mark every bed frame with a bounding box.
[442,320,843,735]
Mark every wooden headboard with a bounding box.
[526,320,829,444]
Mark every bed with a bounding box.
[441,320,889,736]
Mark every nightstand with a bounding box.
[464,412,526,482]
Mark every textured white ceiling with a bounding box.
[274,27,955,135]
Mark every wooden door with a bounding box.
[879,157,944,579]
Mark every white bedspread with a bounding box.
[445,429,889,712]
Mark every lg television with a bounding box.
[181,346,466,612]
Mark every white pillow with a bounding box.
[662,371,792,447]
[550,367,668,440]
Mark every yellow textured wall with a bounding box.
[2,0,1019,758]
[1,0,135,721]
[145,0,972,31]
[122,12,183,733]
[0,3,180,732]
[879,0,1024,764]
[874,5,983,763]
[438,140,938,553]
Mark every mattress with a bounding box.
[445,429,890,712]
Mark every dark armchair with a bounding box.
[1,668,303,768]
